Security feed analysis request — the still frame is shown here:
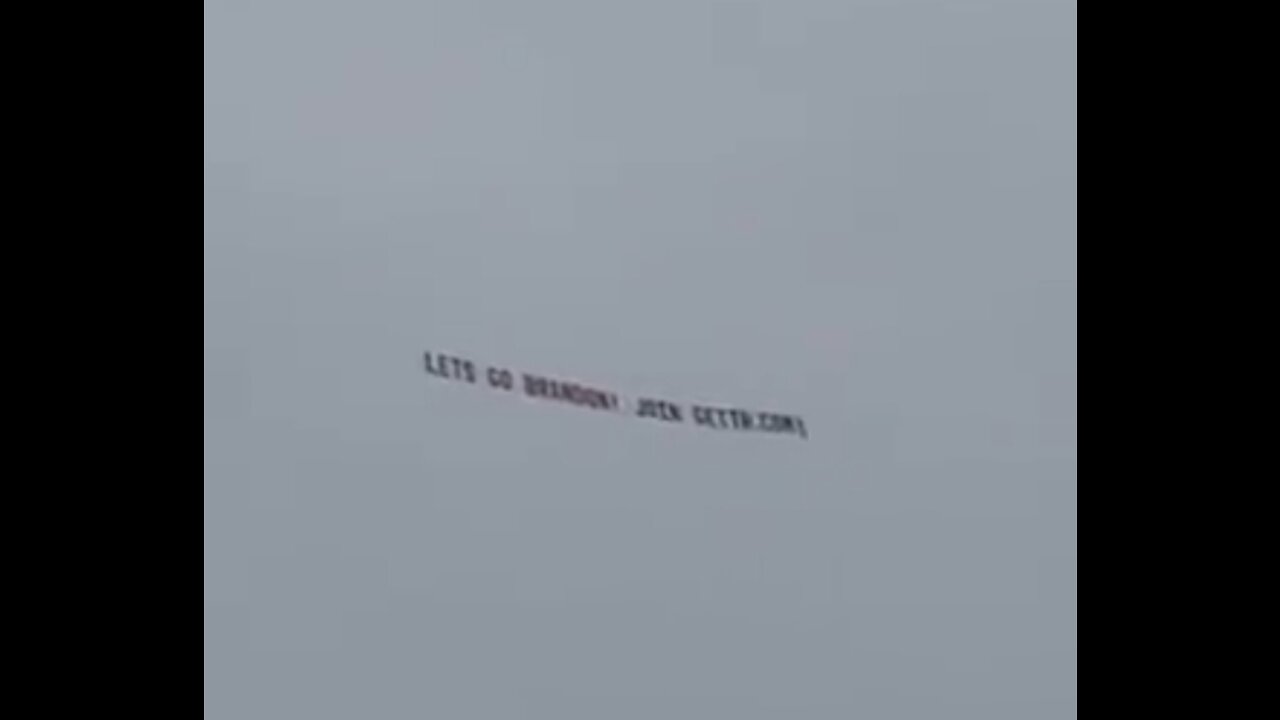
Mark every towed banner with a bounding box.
[424,350,808,441]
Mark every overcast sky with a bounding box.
[205,1,1076,717]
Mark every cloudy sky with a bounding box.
[205,1,1076,717]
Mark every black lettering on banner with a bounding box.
[519,372,618,414]
[523,374,542,397]
[752,411,806,438]
[487,366,514,390]
[424,352,474,382]
[637,398,683,423]
[590,386,615,411]
[427,350,807,439]
[424,352,442,377]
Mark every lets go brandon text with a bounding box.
[424,350,807,440]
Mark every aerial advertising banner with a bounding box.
[424,350,808,440]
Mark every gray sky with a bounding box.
[205,1,1076,717]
